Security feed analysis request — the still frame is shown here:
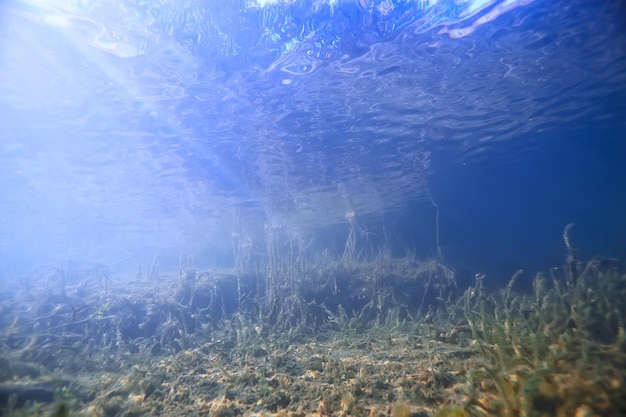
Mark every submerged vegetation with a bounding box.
[0,224,624,416]
[449,225,626,417]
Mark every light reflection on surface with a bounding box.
[0,0,624,269]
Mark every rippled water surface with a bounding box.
[0,0,625,269]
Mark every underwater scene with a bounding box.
[1,0,626,416]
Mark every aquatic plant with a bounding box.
[7,217,623,417]
[455,224,626,417]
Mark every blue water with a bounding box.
[0,0,625,282]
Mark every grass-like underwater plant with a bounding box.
[456,224,626,417]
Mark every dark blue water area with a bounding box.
[395,124,626,289]
[304,121,626,291]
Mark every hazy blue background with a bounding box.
[0,0,625,283]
